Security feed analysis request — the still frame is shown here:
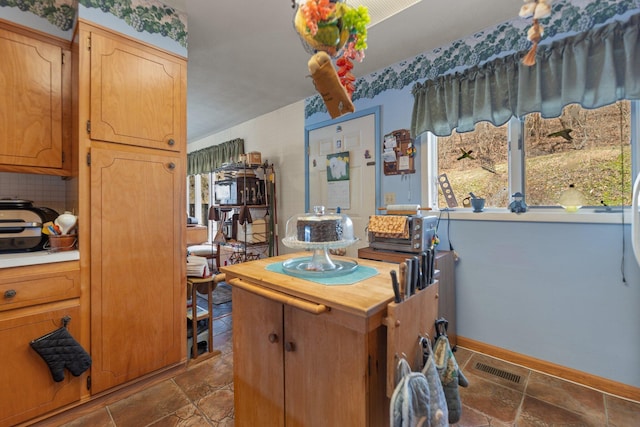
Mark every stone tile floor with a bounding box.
[54,299,639,427]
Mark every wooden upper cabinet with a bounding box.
[0,26,69,171]
[89,31,185,152]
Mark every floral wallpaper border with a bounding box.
[79,0,187,48]
[0,0,77,31]
[305,0,640,117]
[0,0,187,48]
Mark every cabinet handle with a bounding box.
[268,333,279,343]
[285,342,296,352]
[228,278,327,315]
[168,138,175,146]
[4,289,16,299]
[168,162,176,170]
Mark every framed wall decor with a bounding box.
[383,129,415,175]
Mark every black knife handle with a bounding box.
[420,252,427,290]
[405,258,413,297]
[399,262,407,300]
[412,256,420,292]
[390,270,401,303]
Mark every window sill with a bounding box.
[434,207,630,225]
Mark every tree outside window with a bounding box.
[435,100,632,209]
[524,101,631,207]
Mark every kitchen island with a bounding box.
[221,252,440,427]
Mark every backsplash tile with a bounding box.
[0,173,67,214]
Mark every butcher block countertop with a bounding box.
[221,252,397,324]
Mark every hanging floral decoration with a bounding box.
[519,0,553,66]
[294,0,370,98]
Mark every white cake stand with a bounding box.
[281,237,359,277]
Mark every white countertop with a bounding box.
[0,250,80,269]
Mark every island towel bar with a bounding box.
[228,278,327,314]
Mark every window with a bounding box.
[186,172,214,238]
[523,101,631,207]
[437,122,509,208]
[187,175,195,217]
[432,100,636,210]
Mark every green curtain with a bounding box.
[187,138,244,175]
[411,14,640,138]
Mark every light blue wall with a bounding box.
[437,219,640,387]
[305,5,640,389]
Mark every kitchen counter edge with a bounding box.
[221,252,397,319]
[0,250,80,269]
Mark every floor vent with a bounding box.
[474,362,521,384]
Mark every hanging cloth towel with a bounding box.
[30,318,91,382]
[368,215,409,239]
[421,338,449,427]
[390,357,431,427]
[433,334,468,424]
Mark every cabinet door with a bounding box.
[0,28,66,169]
[0,303,83,427]
[90,147,184,393]
[232,286,285,426]
[89,31,185,152]
[284,306,368,427]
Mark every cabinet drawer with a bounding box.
[0,264,80,311]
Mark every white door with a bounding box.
[307,112,378,258]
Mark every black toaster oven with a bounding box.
[0,199,58,253]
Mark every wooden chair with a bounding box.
[186,273,225,360]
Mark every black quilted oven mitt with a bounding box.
[30,326,92,382]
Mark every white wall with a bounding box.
[188,101,306,256]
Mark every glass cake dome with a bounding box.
[281,206,358,276]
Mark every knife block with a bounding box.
[382,280,439,397]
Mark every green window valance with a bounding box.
[411,13,640,137]
[187,138,244,175]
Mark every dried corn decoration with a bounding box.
[519,0,553,66]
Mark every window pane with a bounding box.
[200,173,210,221]
[437,122,509,208]
[187,175,195,217]
[524,101,631,207]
